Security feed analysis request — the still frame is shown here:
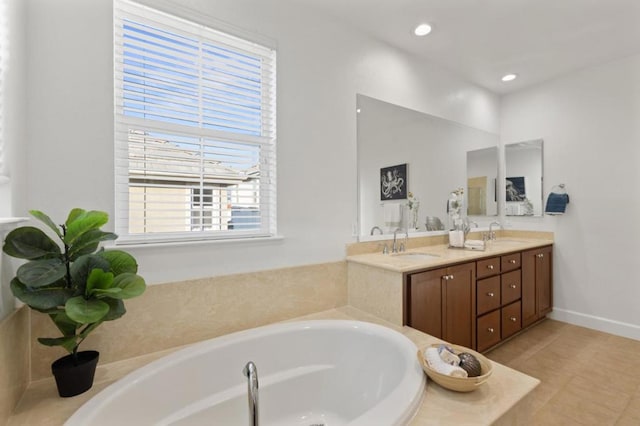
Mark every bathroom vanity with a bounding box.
[347,235,553,353]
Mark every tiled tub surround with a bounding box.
[8,306,539,426]
[28,261,347,382]
[346,234,554,326]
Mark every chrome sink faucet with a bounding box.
[370,226,383,236]
[489,221,501,241]
[392,228,408,253]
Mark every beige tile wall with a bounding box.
[30,261,348,381]
[0,307,30,425]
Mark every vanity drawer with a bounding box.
[477,276,501,315]
[501,270,522,305]
[477,310,501,352]
[476,257,500,279]
[502,301,522,339]
[501,253,521,272]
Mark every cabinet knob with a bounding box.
[537,253,544,258]
[510,284,517,289]
[487,265,494,270]
[443,274,454,280]
[509,259,516,264]
[510,316,517,322]
[487,327,495,333]
[449,274,454,280]
[487,292,495,297]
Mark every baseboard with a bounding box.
[549,308,640,341]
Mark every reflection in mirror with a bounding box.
[504,139,544,216]
[356,94,499,239]
[466,147,498,217]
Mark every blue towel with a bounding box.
[545,193,569,215]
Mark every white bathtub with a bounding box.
[66,320,426,426]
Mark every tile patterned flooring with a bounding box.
[486,319,640,425]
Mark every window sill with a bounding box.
[110,235,284,250]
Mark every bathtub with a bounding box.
[66,320,426,426]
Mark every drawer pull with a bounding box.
[510,316,517,322]
[487,327,495,333]
[487,265,494,270]
[487,292,495,297]
[509,284,517,289]
[509,259,516,264]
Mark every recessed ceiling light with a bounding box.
[501,73,518,82]
[413,23,432,37]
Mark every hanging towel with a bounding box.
[545,193,570,215]
[383,203,402,232]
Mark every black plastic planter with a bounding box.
[51,350,99,397]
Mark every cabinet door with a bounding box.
[408,268,445,339]
[522,245,553,327]
[537,246,553,316]
[442,263,476,349]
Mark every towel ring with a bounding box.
[550,184,566,193]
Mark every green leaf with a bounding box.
[65,296,109,324]
[85,269,114,295]
[109,273,146,299]
[16,259,66,288]
[102,298,126,321]
[30,210,63,238]
[98,250,138,275]
[38,336,79,353]
[68,230,117,261]
[65,208,85,226]
[10,278,73,311]
[64,210,109,246]
[70,254,110,291]
[2,227,61,260]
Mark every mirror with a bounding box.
[356,94,499,239]
[466,147,498,217]
[504,139,544,216]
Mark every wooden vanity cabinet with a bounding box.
[407,262,476,349]
[522,245,553,327]
[405,244,552,353]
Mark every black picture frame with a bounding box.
[380,163,407,200]
[506,176,526,201]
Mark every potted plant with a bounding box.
[2,208,146,397]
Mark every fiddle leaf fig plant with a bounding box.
[3,209,146,358]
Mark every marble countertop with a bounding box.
[346,238,554,273]
[8,306,540,426]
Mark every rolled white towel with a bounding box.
[424,347,468,378]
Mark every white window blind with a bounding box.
[114,0,276,244]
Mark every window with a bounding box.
[114,0,276,244]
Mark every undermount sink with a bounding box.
[391,252,440,261]
[492,239,527,244]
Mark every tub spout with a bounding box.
[242,361,259,426]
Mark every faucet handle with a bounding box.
[399,242,405,252]
[382,243,389,254]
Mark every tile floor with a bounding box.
[486,319,640,425]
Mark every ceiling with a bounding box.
[296,0,640,94]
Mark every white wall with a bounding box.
[0,0,27,321]
[500,53,640,339]
[25,0,500,285]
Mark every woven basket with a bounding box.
[417,344,493,392]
